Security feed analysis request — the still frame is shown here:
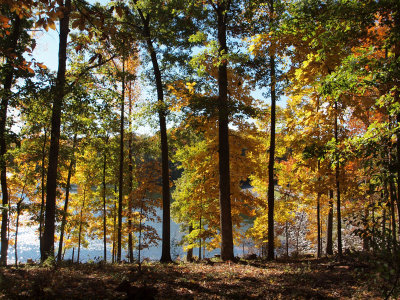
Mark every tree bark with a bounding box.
[39,129,47,258]
[77,188,86,264]
[42,0,71,261]
[216,1,234,262]
[128,82,134,263]
[57,133,77,261]
[389,177,397,247]
[0,13,21,266]
[363,206,370,251]
[317,192,321,258]
[394,7,400,245]
[187,225,193,262]
[334,100,342,257]
[117,55,125,263]
[103,136,108,262]
[326,190,334,255]
[135,9,172,263]
[285,221,289,257]
[267,54,277,261]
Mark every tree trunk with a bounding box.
[382,206,387,248]
[326,190,334,255]
[187,225,193,262]
[138,200,143,273]
[0,13,21,266]
[266,62,277,258]
[128,82,134,263]
[14,202,21,267]
[136,11,172,263]
[77,188,86,264]
[199,217,202,260]
[42,0,71,261]
[57,133,77,261]
[112,184,117,264]
[117,55,125,263]
[389,179,397,248]
[285,221,289,257]
[266,0,277,261]
[363,206,370,251]
[317,192,321,258]
[334,100,342,257]
[39,129,47,258]
[216,1,234,262]
[103,136,108,262]
[394,1,400,245]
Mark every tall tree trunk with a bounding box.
[77,188,86,264]
[285,221,289,257]
[42,0,71,261]
[135,9,172,262]
[0,13,21,266]
[128,82,134,263]
[199,217,202,260]
[138,200,143,273]
[317,192,322,258]
[39,129,47,258]
[326,190,334,255]
[117,56,125,263]
[103,136,108,262]
[266,0,277,261]
[363,206,370,251]
[393,0,400,245]
[14,203,20,267]
[57,133,77,261]
[216,1,234,262]
[389,178,397,247]
[382,206,387,248]
[112,185,117,264]
[334,100,342,257]
[187,225,193,262]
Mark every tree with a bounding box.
[42,0,72,261]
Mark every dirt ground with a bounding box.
[0,256,392,299]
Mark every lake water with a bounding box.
[7,209,185,264]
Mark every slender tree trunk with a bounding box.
[285,221,289,257]
[334,100,342,257]
[389,179,397,247]
[317,192,321,258]
[363,207,370,251]
[77,188,86,264]
[42,0,71,261]
[57,133,77,261]
[393,2,400,245]
[71,247,74,263]
[138,200,143,273]
[267,56,277,260]
[199,217,202,260]
[266,0,277,261]
[103,136,108,262]
[14,202,21,267]
[117,56,125,263]
[187,225,193,262]
[128,82,134,263]
[382,206,387,248]
[215,1,234,262]
[372,204,377,251]
[112,185,117,264]
[0,13,21,266]
[326,190,334,255]
[39,129,47,258]
[136,12,172,263]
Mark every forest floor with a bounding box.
[0,254,395,299]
